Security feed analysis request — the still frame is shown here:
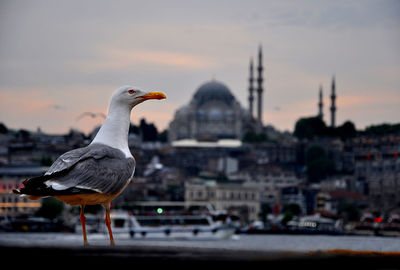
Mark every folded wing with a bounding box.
[15,143,135,196]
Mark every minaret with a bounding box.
[248,58,254,118]
[256,45,263,125]
[330,76,336,128]
[318,85,323,120]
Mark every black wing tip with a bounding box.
[12,189,21,194]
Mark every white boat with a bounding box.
[128,214,235,240]
[286,213,343,235]
[107,202,236,240]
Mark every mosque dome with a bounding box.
[169,78,255,141]
[192,80,235,106]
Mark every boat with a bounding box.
[109,202,236,240]
[347,213,377,236]
[129,214,235,240]
[242,213,343,235]
[286,213,343,235]
[380,214,400,237]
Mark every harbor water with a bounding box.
[1,232,400,252]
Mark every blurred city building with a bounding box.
[0,45,399,229]
[352,136,400,212]
[184,179,260,223]
[0,164,46,216]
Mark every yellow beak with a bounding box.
[141,92,166,100]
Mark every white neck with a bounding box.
[91,100,133,158]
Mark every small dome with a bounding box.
[193,80,235,106]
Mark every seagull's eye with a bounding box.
[128,90,136,94]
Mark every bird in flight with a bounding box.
[76,112,107,121]
[14,85,166,245]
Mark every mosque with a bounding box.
[168,45,338,144]
[168,47,264,142]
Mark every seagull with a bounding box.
[13,85,166,245]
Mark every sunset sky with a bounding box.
[0,0,399,135]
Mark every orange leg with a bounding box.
[80,205,88,246]
[103,203,115,246]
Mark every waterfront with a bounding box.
[1,232,400,252]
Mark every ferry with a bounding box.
[129,213,235,240]
[108,202,236,240]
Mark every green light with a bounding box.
[157,208,163,214]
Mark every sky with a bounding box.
[0,0,399,135]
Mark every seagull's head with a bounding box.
[111,85,166,108]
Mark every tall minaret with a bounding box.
[318,85,323,120]
[330,76,336,128]
[256,45,264,124]
[248,58,254,118]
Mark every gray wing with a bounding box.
[43,144,135,194]
[46,155,135,194]
[45,144,108,176]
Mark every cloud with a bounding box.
[0,85,110,134]
[264,92,400,132]
[0,89,56,115]
[76,49,216,73]
[0,88,62,132]
[339,93,400,109]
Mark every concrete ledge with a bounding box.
[2,245,400,268]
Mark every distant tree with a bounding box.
[294,117,358,141]
[324,126,338,137]
[158,129,168,142]
[282,203,302,216]
[338,203,360,222]
[0,122,8,134]
[336,121,357,140]
[129,123,140,134]
[259,203,272,223]
[85,204,103,214]
[36,197,64,219]
[294,117,327,139]
[281,203,302,225]
[140,118,158,141]
[40,156,53,166]
[363,123,400,136]
[242,131,257,142]
[16,129,31,140]
[306,145,335,183]
[242,131,268,143]
[306,145,326,162]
